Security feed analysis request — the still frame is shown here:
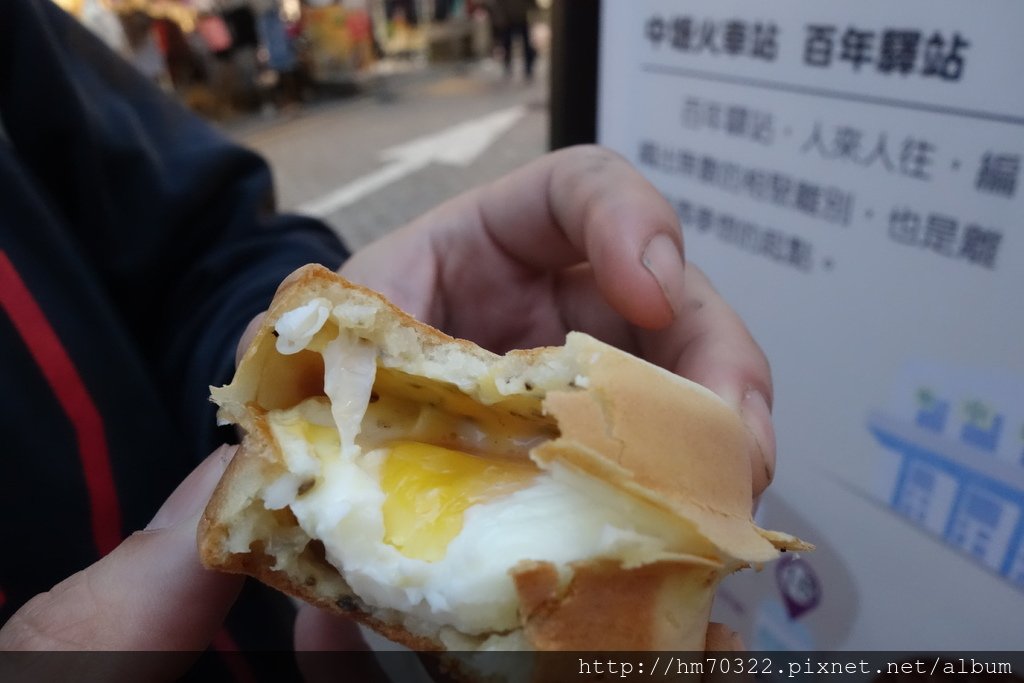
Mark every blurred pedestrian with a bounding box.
[79,0,129,57]
[121,9,172,89]
[254,0,301,109]
[491,0,536,80]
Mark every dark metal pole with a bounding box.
[548,0,601,150]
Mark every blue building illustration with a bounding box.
[1008,540,1024,587]
[868,393,1024,592]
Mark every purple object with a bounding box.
[776,555,822,620]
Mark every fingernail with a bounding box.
[146,446,235,530]
[641,233,686,318]
[740,389,776,491]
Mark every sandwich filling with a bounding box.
[242,299,718,638]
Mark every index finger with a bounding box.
[443,144,688,330]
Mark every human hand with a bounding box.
[0,447,243,679]
[337,145,775,497]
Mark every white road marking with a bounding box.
[297,105,526,218]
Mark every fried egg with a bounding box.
[256,299,712,640]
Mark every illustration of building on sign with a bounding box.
[891,459,958,536]
[960,399,1004,452]
[1007,539,1024,586]
[946,487,1020,572]
[868,367,1024,592]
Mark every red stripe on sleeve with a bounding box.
[0,251,122,555]
[212,629,258,683]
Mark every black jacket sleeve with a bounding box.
[0,0,349,458]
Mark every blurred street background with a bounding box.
[57,0,552,248]
[236,62,547,250]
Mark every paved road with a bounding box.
[232,61,549,251]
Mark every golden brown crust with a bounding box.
[511,559,720,651]
[199,263,810,652]
[535,338,787,563]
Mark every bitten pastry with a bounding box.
[199,264,809,652]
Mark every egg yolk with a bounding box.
[381,441,538,561]
[298,421,342,455]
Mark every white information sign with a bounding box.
[599,0,1024,649]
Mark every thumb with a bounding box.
[0,445,243,659]
[705,622,745,651]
